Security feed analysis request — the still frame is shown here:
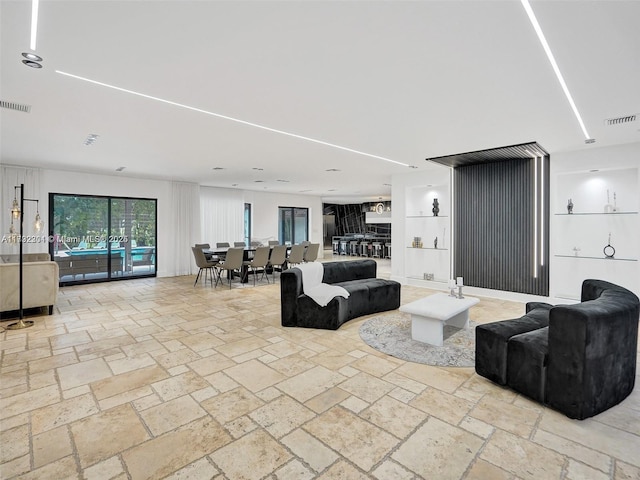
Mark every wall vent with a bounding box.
[0,100,31,113]
[604,114,638,126]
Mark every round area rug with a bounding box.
[359,312,476,367]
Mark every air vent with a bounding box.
[604,114,638,126]
[0,100,31,113]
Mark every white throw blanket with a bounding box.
[297,262,350,307]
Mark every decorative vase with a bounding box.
[432,198,439,217]
[434,237,438,249]
[567,198,573,214]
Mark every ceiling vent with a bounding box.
[604,114,638,126]
[0,100,31,113]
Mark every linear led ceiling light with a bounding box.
[55,70,410,167]
[521,0,592,143]
[30,0,39,51]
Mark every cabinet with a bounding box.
[553,168,639,299]
[405,184,451,283]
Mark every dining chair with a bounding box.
[246,246,270,285]
[195,243,214,261]
[216,242,230,248]
[234,241,246,247]
[268,240,279,246]
[267,244,288,282]
[216,247,245,289]
[191,247,219,287]
[287,243,306,267]
[303,243,320,262]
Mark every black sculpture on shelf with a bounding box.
[434,237,438,249]
[432,198,439,217]
[567,198,573,214]
[603,233,615,259]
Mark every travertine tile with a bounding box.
[164,457,219,479]
[139,394,207,436]
[71,403,150,467]
[200,387,264,424]
[338,372,395,403]
[533,428,611,473]
[82,456,126,480]
[31,392,99,434]
[274,459,315,480]
[57,357,113,390]
[210,429,290,480]
[32,425,73,468]
[315,460,365,479]
[0,384,60,420]
[28,351,78,374]
[470,395,540,438]
[480,429,565,479]
[249,395,315,438]
[223,359,286,392]
[371,460,416,480]
[151,370,210,401]
[409,387,474,424]
[276,366,346,402]
[464,459,513,480]
[304,406,398,471]
[392,417,483,478]
[360,396,425,439]
[91,365,169,400]
[281,428,339,473]
[122,416,231,480]
[0,423,29,464]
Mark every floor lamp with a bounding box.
[7,183,43,330]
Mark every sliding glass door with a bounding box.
[278,207,308,245]
[50,193,157,285]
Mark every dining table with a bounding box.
[205,245,290,283]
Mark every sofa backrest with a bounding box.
[546,279,639,419]
[321,259,377,284]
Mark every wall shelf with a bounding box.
[555,254,637,262]
[406,215,449,218]
[555,212,638,216]
[407,247,448,251]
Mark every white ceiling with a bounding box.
[1,1,639,203]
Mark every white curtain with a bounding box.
[169,181,200,276]
[199,186,244,247]
[1,165,43,255]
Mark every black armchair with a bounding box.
[476,279,639,419]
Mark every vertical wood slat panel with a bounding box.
[454,158,549,296]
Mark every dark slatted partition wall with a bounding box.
[453,157,549,296]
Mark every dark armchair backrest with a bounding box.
[547,279,640,419]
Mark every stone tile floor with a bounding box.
[1,259,639,479]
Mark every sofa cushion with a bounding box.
[507,327,549,403]
[475,307,551,385]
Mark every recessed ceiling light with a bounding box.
[276,179,289,183]
[325,168,341,172]
[585,138,596,144]
[299,189,312,193]
[254,180,264,183]
[327,189,337,192]
[589,169,600,173]
[22,60,42,68]
[212,167,225,170]
[252,167,264,171]
[22,52,42,62]
[409,166,418,169]
[55,70,411,167]
[115,166,125,172]
[383,183,391,186]
[231,183,239,187]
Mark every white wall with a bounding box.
[549,141,640,299]
[243,190,324,258]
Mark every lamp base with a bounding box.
[6,319,35,330]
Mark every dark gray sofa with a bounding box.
[280,259,400,330]
[475,279,639,419]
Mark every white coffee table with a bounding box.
[399,292,480,346]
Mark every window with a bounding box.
[244,203,251,247]
[49,193,157,284]
[278,207,308,245]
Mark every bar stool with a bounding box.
[359,241,370,257]
[372,242,382,258]
[349,241,359,256]
[332,239,340,255]
[384,242,392,259]
[339,240,348,255]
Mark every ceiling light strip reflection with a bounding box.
[55,70,409,167]
[533,156,538,278]
[30,0,39,50]
[521,0,591,140]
